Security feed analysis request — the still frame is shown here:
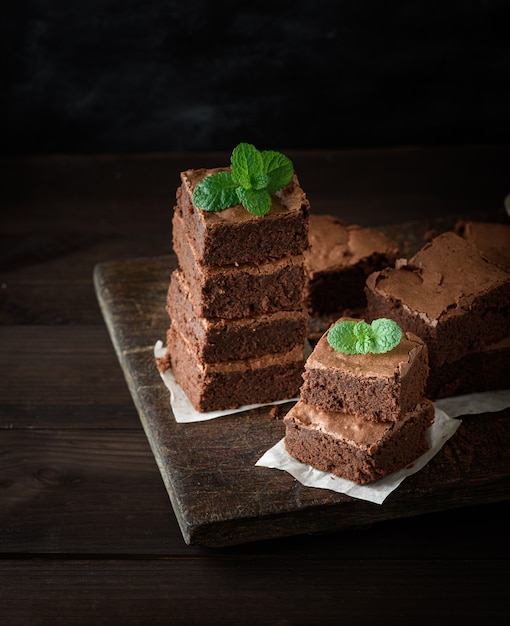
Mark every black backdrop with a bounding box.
[2,0,509,156]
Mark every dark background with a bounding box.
[2,0,509,156]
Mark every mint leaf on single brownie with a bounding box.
[327,318,402,355]
[370,318,403,354]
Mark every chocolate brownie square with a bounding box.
[304,214,399,316]
[299,320,429,422]
[284,398,435,484]
[365,232,510,368]
[454,220,510,272]
[174,168,310,267]
[426,335,510,399]
[166,325,304,412]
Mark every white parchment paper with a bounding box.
[434,389,510,418]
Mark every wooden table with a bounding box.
[1,146,509,624]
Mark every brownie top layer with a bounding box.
[305,214,399,275]
[455,220,510,272]
[367,232,510,322]
[285,398,433,448]
[306,321,426,379]
[181,167,308,225]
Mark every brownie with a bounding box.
[365,232,510,368]
[284,398,435,484]
[426,335,510,399]
[174,168,310,267]
[300,320,429,422]
[172,214,306,318]
[170,257,306,321]
[166,325,305,412]
[454,220,510,272]
[304,214,399,316]
[166,267,308,363]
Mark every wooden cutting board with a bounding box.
[93,217,510,547]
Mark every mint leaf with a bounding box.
[193,143,295,215]
[353,321,376,354]
[371,318,403,354]
[236,187,272,216]
[251,172,270,190]
[261,150,294,193]
[231,142,263,189]
[193,171,239,212]
[327,320,365,355]
[327,318,402,355]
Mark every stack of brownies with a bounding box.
[160,167,311,412]
[283,318,434,484]
[365,230,510,399]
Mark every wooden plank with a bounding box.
[93,233,510,547]
[0,326,140,428]
[1,423,508,555]
[0,233,170,325]
[0,429,190,554]
[1,559,508,624]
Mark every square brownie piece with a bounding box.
[300,319,429,422]
[454,220,510,272]
[426,335,510,399]
[304,214,399,316]
[172,214,306,318]
[165,325,304,412]
[365,231,510,368]
[174,168,310,267]
[166,267,308,363]
[283,398,435,484]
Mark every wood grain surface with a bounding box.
[2,147,510,624]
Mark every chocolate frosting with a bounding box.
[305,214,398,276]
[367,232,510,323]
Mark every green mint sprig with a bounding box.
[327,318,402,355]
[192,142,294,216]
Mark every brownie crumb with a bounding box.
[269,405,282,420]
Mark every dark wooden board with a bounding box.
[93,217,510,547]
